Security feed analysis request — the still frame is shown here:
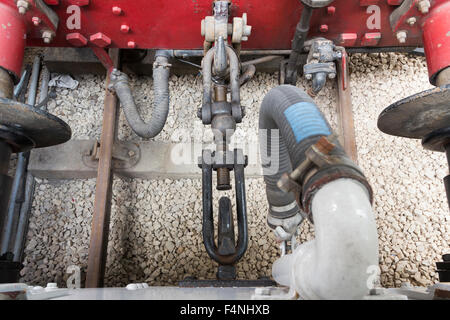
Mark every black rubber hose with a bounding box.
[259,85,333,219]
[111,52,171,139]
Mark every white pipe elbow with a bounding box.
[272,178,379,300]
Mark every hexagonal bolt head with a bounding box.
[112,6,122,15]
[120,24,130,33]
[417,0,431,14]
[305,73,312,80]
[17,0,30,15]
[328,73,336,79]
[42,30,55,44]
[32,17,41,26]
[396,31,407,44]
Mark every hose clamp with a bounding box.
[277,135,373,221]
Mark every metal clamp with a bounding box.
[278,135,372,218]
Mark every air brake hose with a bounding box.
[259,85,372,222]
[110,51,171,139]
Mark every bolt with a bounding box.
[112,6,122,15]
[277,173,296,193]
[327,6,336,16]
[319,24,329,33]
[305,74,312,80]
[406,17,417,26]
[128,150,135,157]
[396,30,407,44]
[120,24,130,33]
[17,0,30,15]
[127,41,136,49]
[417,0,431,14]
[42,30,54,44]
[328,73,336,79]
[32,17,41,26]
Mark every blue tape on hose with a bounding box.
[284,102,331,143]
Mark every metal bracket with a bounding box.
[82,140,141,169]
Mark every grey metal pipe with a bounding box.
[0,56,40,255]
[172,50,292,57]
[110,51,171,139]
[241,55,282,67]
[11,66,50,262]
[38,67,51,110]
[27,56,41,106]
[12,172,34,261]
[13,68,29,99]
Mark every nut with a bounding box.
[16,0,30,15]
[32,17,41,26]
[42,30,55,44]
[396,31,407,44]
[406,17,417,26]
[417,0,431,14]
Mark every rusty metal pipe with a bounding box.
[86,49,121,288]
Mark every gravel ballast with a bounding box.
[19,52,449,289]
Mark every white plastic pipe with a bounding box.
[272,178,379,300]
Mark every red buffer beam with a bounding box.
[17,0,428,50]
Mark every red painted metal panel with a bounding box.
[422,1,450,81]
[18,0,425,49]
[0,2,26,79]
